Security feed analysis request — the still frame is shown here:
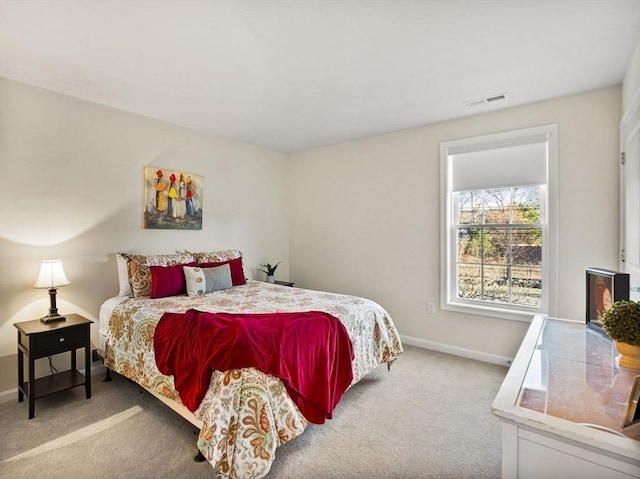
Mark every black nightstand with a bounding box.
[274,280,295,287]
[14,314,93,419]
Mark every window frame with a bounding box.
[440,124,558,322]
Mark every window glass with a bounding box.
[454,186,542,309]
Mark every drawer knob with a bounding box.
[59,338,65,343]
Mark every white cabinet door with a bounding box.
[620,92,640,292]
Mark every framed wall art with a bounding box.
[143,166,203,230]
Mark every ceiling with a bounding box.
[1,1,639,153]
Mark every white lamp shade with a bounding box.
[34,260,71,289]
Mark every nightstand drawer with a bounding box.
[33,326,86,358]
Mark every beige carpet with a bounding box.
[0,345,507,478]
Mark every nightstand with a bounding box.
[274,280,295,287]
[14,314,93,419]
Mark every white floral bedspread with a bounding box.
[104,280,403,478]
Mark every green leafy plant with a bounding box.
[602,300,640,346]
[259,261,282,276]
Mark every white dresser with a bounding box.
[492,316,640,479]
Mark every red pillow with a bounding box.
[150,262,196,299]
[199,256,246,286]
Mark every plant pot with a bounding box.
[266,275,275,284]
[613,340,640,370]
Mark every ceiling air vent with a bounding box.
[464,92,508,107]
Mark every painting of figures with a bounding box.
[143,166,203,230]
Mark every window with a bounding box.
[440,125,558,321]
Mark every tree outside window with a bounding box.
[456,186,542,308]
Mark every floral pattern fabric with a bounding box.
[104,280,403,478]
[123,252,196,297]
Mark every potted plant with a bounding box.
[601,299,640,370]
[259,261,282,283]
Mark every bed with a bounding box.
[101,250,403,478]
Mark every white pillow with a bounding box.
[183,264,233,296]
[116,253,132,297]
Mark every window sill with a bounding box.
[442,301,541,322]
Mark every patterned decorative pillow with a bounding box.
[195,249,248,285]
[193,249,242,264]
[123,253,195,297]
[183,264,233,296]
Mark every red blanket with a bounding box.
[153,309,354,424]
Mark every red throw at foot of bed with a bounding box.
[154,309,354,424]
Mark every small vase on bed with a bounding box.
[266,275,275,283]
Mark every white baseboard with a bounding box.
[1,344,509,403]
[0,387,17,404]
[400,334,513,367]
[0,363,107,404]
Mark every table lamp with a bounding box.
[34,259,70,323]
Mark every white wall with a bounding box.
[0,77,290,392]
[622,42,640,109]
[289,86,622,363]
[0,77,624,393]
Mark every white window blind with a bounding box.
[450,141,548,191]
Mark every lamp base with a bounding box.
[40,314,66,324]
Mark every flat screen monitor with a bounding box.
[585,267,630,336]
